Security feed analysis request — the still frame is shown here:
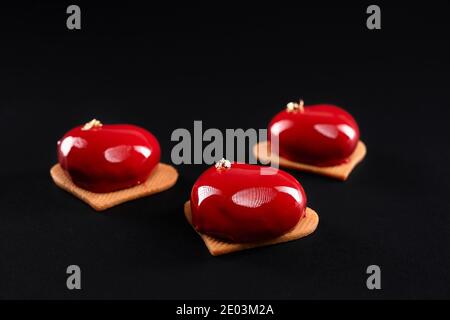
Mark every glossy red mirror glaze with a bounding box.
[268,104,360,167]
[57,123,161,193]
[190,163,306,243]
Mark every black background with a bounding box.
[0,2,449,300]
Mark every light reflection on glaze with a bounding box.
[231,187,277,208]
[197,186,222,206]
[59,136,87,157]
[269,119,294,136]
[314,124,339,139]
[104,145,133,163]
[275,186,303,203]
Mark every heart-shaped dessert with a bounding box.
[186,160,318,253]
[57,119,161,193]
[254,100,366,180]
[51,119,178,211]
[269,100,360,167]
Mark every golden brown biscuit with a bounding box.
[184,201,319,256]
[253,140,366,180]
[50,163,178,211]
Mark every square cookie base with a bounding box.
[253,140,366,181]
[184,201,319,256]
[50,163,178,211]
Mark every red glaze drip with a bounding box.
[57,123,161,193]
[268,104,360,167]
[190,162,306,243]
